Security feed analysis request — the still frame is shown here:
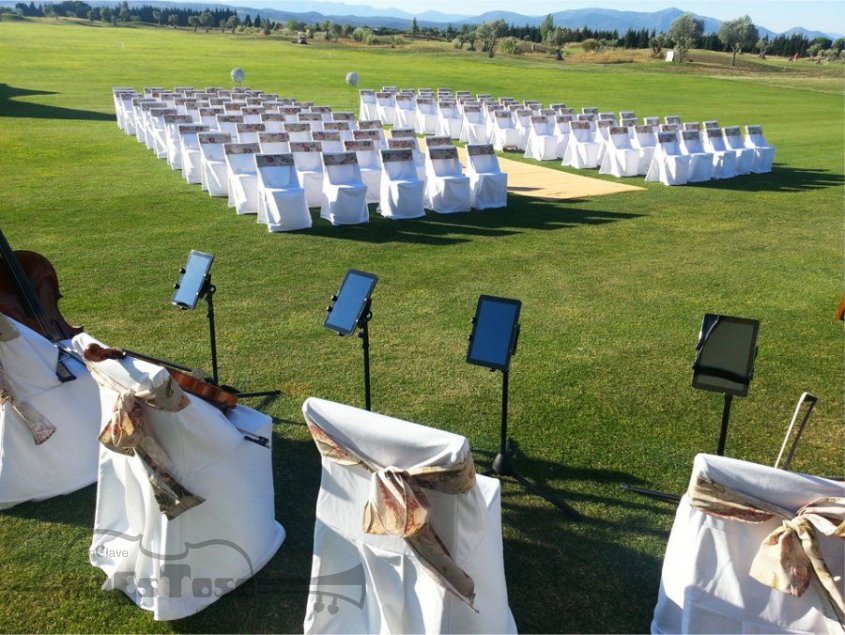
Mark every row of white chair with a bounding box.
[361,88,776,186]
[113,87,509,231]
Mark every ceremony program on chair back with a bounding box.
[379,148,425,220]
[198,132,233,196]
[425,145,471,214]
[236,122,265,144]
[466,144,507,210]
[645,131,690,186]
[224,142,261,214]
[289,141,326,208]
[0,314,100,509]
[652,453,844,635]
[255,153,311,232]
[285,122,312,142]
[301,397,517,634]
[723,126,755,175]
[745,125,776,174]
[75,333,284,621]
[258,131,290,154]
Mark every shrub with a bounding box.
[498,37,525,55]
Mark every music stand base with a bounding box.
[237,389,281,399]
[620,483,681,503]
[485,443,581,520]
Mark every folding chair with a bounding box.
[320,152,369,226]
[163,114,195,170]
[375,91,397,126]
[491,111,522,152]
[357,120,387,149]
[379,148,425,220]
[198,132,233,196]
[645,131,690,186]
[460,105,488,144]
[436,100,463,140]
[312,131,344,154]
[258,131,290,155]
[301,397,517,635]
[416,96,440,135]
[524,115,559,161]
[745,125,776,174]
[394,94,417,129]
[289,141,326,208]
[358,89,377,121]
[424,145,471,214]
[703,128,738,180]
[680,130,715,183]
[179,124,210,184]
[345,139,382,204]
[723,126,755,175]
[562,121,601,169]
[255,153,311,232]
[632,124,658,175]
[236,123,266,144]
[466,144,507,210]
[224,142,261,214]
[599,126,640,177]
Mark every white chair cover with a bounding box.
[724,127,756,175]
[387,138,426,182]
[652,453,844,635]
[73,332,284,621]
[299,113,325,133]
[215,114,244,138]
[286,123,313,143]
[236,123,265,144]
[553,115,573,159]
[149,108,177,159]
[394,95,417,129]
[324,121,354,143]
[320,152,369,225]
[345,139,382,204]
[379,148,425,220]
[198,133,233,196]
[562,121,601,169]
[180,125,210,184]
[359,90,377,121]
[703,129,738,180]
[745,125,776,174]
[356,122,388,150]
[523,116,558,161]
[0,316,100,510]
[460,107,488,144]
[224,143,261,214]
[260,113,286,134]
[436,101,462,140]
[466,144,507,210]
[424,146,471,214]
[290,141,326,208]
[491,112,522,152]
[416,98,440,135]
[301,397,517,634]
[645,131,690,186]
[599,126,640,177]
[680,130,715,183]
[632,125,658,175]
[163,114,195,169]
[258,131,290,155]
[312,131,344,154]
[375,91,397,126]
[256,154,311,232]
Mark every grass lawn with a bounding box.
[0,18,843,633]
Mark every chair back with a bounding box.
[256,153,298,188]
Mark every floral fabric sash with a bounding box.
[688,475,845,625]
[85,354,204,520]
[0,315,56,444]
[305,414,478,610]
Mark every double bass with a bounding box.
[0,228,82,343]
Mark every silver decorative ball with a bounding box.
[230,67,245,83]
[345,71,359,86]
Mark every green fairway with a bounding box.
[0,18,843,633]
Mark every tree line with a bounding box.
[8,2,843,61]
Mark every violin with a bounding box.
[0,229,83,342]
[83,342,239,411]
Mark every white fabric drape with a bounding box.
[302,397,517,635]
[652,453,844,635]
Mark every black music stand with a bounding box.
[323,270,378,411]
[467,295,580,519]
[172,250,280,399]
[623,313,760,503]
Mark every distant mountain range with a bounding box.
[4,1,841,40]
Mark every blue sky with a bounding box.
[228,1,845,34]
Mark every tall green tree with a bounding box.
[545,27,567,60]
[187,15,199,31]
[199,10,214,32]
[539,14,554,40]
[719,15,758,66]
[411,17,419,36]
[168,14,178,27]
[668,12,703,62]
